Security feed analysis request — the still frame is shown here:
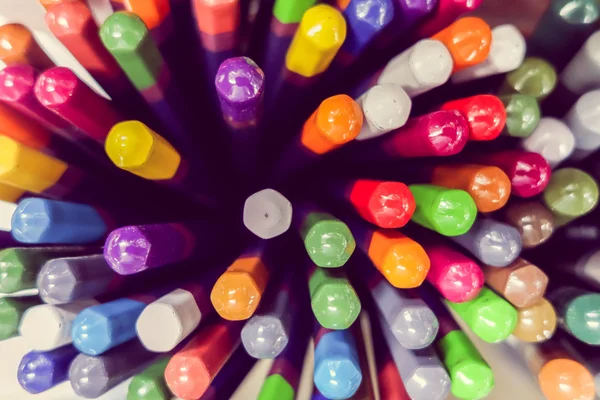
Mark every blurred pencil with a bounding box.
[0,23,54,69]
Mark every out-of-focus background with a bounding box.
[0,0,554,398]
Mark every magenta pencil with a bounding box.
[341,110,469,163]
[423,243,484,303]
[35,67,123,145]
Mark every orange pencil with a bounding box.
[125,0,171,41]
[272,94,363,183]
[210,246,272,321]
[0,24,54,69]
[0,103,52,151]
[431,17,492,73]
[431,164,511,213]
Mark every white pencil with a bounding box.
[243,189,293,239]
[19,299,99,351]
[565,90,600,160]
[561,30,600,95]
[521,117,575,167]
[0,200,16,232]
[452,25,526,84]
[376,39,453,98]
[355,84,412,141]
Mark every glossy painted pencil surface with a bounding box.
[499,57,557,100]
[521,118,575,167]
[0,23,54,68]
[512,298,557,343]
[355,84,412,141]
[542,168,599,226]
[547,286,600,345]
[503,201,554,248]
[440,95,506,141]
[500,94,541,138]
[243,189,293,239]
[0,297,40,340]
[483,258,549,308]
[164,319,243,399]
[17,346,79,394]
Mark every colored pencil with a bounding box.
[500,94,541,138]
[192,0,241,82]
[348,216,430,288]
[447,286,518,343]
[342,110,469,164]
[35,66,123,145]
[332,0,394,69]
[499,57,557,100]
[451,24,526,84]
[293,203,355,268]
[528,0,600,71]
[352,39,453,99]
[0,297,41,340]
[105,121,221,205]
[321,178,415,229]
[560,30,600,95]
[124,0,173,46]
[17,345,80,394]
[557,331,600,398]
[135,273,221,352]
[355,84,412,141]
[36,254,123,304]
[350,258,438,349]
[0,23,54,69]
[100,12,191,149]
[71,290,175,355]
[19,300,99,351]
[512,298,557,343]
[421,287,495,399]
[308,263,361,330]
[547,286,600,345]
[0,183,26,204]
[439,94,506,141]
[414,0,484,38]
[430,164,511,213]
[0,199,15,232]
[482,258,549,308]
[542,167,599,227]
[409,184,477,236]
[210,245,272,321]
[367,308,411,400]
[126,357,171,400]
[450,217,522,267]
[69,340,159,398]
[261,0,317,103]
[431,17,492,73]
[256,315,310,399]
[104,220,225,275]
[0,246,97,293]
[521,117,575,167]
[164,319,243,399]
[241,266,306,359]
[423,242,484,303]
[194,346,256,399]
[516,339,596,400]
[565,90,600,159]
[242,188,293,239]
[273,94,363,183]
[215,56,265,180]
[313,325,362,399]
[477,150,551,198]
[11,198,114,244]
[378,311,451,400]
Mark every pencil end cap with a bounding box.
[100,12,149,52]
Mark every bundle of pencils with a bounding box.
[2,0,600,399]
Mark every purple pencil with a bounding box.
[69,340,160,398]
[215,56,265,180]
[17,345,80,394]
[374,0,437,49]
[103,221,226,275]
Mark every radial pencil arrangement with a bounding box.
[1,0,600,399]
